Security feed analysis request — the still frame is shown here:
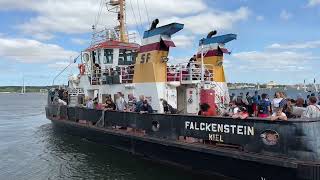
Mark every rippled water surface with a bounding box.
[0,93,217,180]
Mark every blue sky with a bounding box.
[0,0,319,86]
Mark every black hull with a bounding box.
[50,119,301,180]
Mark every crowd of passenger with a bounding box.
[85,92,155,114]
[50,87,320,120]
[222,91,320,120]
[50,88,68,106]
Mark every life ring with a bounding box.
[78,64,85,75]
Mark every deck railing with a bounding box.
[90,65,135,85]
[167,63,214,83]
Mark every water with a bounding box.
[0,93,215,180]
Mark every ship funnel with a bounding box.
[150,19,159,30]
[197,33,237,82]
[207,30,217,38]
[133,22,184,83]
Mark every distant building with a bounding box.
[266,81,277,89]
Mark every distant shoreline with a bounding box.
[0,86,50,93]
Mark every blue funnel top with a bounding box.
[199,34,237,46]
[143,23,184,39]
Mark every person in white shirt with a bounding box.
[115,92,127,111]
[58,98,67,106]
[86,98,94,109]
[303,96,320,119]
[272,92,283,110]
[271,107,288,121]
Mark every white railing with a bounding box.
[89,65,135,85]
[90,28,138,47]
[167,63,214,83]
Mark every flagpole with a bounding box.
[52,54,80,86]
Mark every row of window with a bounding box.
[92,49,137,65]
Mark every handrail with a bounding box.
[90,65,135,85]
[167,63,214,83]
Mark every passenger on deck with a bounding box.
[186,55,196,68]
[115,92,127,111]
[94,101,103,110]
[236,92,249,107]
[304,95,310,107]
[161,99,177,114]
[104,97,116,111]
[62,91,69,105]
[49,89,56,103]
[272,92,283,111]
[135,95,145,112]
[58,87,64,100]
[246,92,253,116]
[257,93,271,118]
[198,103,215,116]
[127,94,137,112]
[230,93,236,102]
[296,97,305,107]
[138,100,153,114]
[252,91,261,116]
[270,107,288,121]
[223,101,239,117]
[282,99,295,118]
[232,107,249,119]
[318,93,320,106]
[303,96,320,119]
[86,98,94,109]
[279,92,288,108]
[53,96,67,106]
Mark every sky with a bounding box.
[0,0,319,86]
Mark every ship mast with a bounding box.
[119,0,126,42]
[108,0,127,42]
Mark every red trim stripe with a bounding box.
[196,48,229,58]
[139,40,175,53]
[86,40,140,51]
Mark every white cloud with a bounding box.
[0,37,77,63]
[0,0,206,36]
[267,40,320,49]
[232,50,317,71]
[161,7,250,35]
[308,0,320,6]
[256,15,264,21]
[280,10,292,20]
[48,61,77,69]
[0,0,248,37]
[71,38,89,45]
[32,33,55,41]
[172,35,195,48]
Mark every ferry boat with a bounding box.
[46,1,320,179]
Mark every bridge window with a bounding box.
[103,49,113,64]
[92,50,101,64]
[91,51,96,63]
[118,49,137,65]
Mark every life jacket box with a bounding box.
[200,89,216,114]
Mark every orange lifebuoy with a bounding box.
[78,64,85,75]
